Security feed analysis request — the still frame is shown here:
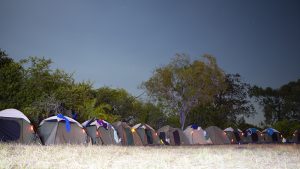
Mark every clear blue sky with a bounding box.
[1,0,300,124]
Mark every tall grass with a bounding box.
[0,144,299,169]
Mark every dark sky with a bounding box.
[1,1,300,124]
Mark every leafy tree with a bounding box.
[0,51,24,110]
[94,87,137,120]
[250,79,300,125]
[273,119,300,139]
[142,54,226,129]
[134,102,167,129]
[78,98,120,122]
[187,74,255,129]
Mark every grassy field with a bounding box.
[0,144,299,169]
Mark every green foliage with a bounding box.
[250,79,300,125]
[142,54,226,129]
[272,120,300,139]
[186,74,255,129]
[78,98,120,123]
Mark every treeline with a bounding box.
[1,49,299,136]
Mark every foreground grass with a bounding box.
[0,144,299,169]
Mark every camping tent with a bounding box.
[244,128,263,143]
[224,127,245,144]
[38,114,88,145]
[82,119,120,145]
[132,123,160,145]
[262,128,282,143]
[205,126,230,144]
[112,121,143,146]
[157,125,188,146]
[292,129,300,143]
[184,125,210,145]
[0,109,40,144]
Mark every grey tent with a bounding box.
[0,109,40,144]
[112,121,143,146]
[292,129,300,143]
[262,128,282,143]
[38,114,88,145]
[132,123,161,145]
[157,125,188,146]
[224,127,245,144]
[244,128,264,143]
[205,126,230,144]
[82,119,120,145]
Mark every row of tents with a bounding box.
[1,109,300,145]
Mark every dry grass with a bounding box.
[0,144,299,169]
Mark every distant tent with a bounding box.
[38,114,88,145]
[262,128,281,143]
[157,125,188,146]
[112,121,143,146]
[82,119,120,145]
[184,125,210,145]
[205,126,230,144]
[224,127,245,144]
[244,128,263,143]
[132,123,161,145]
[292,129,300,143]
[0,109,40,144]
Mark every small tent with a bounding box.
[292,129,300,143]
[184,125,210,145]
[262,128,282,143]
[82,119,120,145]
[205,126,230,144]
[0,109,40,144]
[244,128,263,143]
[38,114,88,145]
[224,127,244,144]
[157,125,188,146]
[112,121,143,146]
[132,123,161,145]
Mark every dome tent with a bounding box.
[184,125,210,145]
[0,109,40,144]
[262,128,282,143]
[157,125,188,146]
[205,126,230,144]
[112,121,143,146]
[82,119,120,145]
[224,127,245,144]
[244,128,264,143]
[132,123,161,145]
[38,114,88,145]
[292,129,300,143]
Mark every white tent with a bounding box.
[184,125,211,144]
[0,109,31,123]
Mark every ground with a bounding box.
[0,144,299,169]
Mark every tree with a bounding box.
[0,50,24,110]
[250,79,300,125]
[187,74,255,128]
[94,87,137,120]
[142,54,226,129]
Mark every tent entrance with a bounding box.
[272,133,278,142]
[173,130,181,145]
[252,133,258,142]
[159,132,169,145]
[145,129,153,144]
[233,132,241,142]
[0,119,21,142]
[125,128,134,145]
